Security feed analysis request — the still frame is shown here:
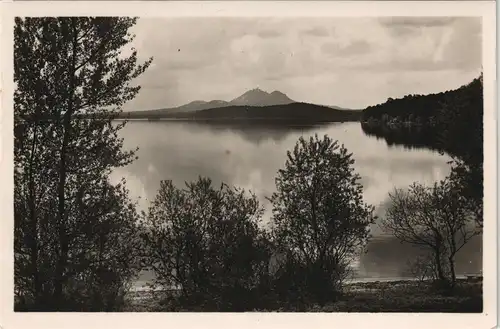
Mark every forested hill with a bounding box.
[118,102,362,122]
[361,76,483,160]
[362,77,483,124]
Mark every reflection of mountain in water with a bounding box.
[185,121,339,144]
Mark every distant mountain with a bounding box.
[229,88,294,106]
[169,100,229,113]
[111,88,362,122]
[127,88,296,116]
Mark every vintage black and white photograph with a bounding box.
[3,1,496,322]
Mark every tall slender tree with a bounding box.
[14,17,152,311]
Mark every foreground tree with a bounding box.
[381,179,481,288]
[14,17,152,310]
[269,135,375,304]
[140,177,271,311]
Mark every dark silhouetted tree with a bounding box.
[140,177,271,311]
[438,76,483,228]
[269,134,375,305]
[381,179,481,289]
[14,17,152,311]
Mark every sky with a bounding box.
[123,17,482,111]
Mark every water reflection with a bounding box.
[111,120,481,278]
[360,121,442,153]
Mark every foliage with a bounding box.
[436,76,483,162]
[140,177,272,311]
[14,17,152,311]
[438,77,483,227]
[381,179,480,288]
[448,159,483,228]
[269,134,375,304]
[362,77,482,129]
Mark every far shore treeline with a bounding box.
[14,17,483,312]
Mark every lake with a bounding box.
[110,120,482,287]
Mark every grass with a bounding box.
[123,279,482,312]
[309,279,482,312]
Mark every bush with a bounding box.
[140,177,272,311]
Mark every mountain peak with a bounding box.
[230,88,294,106]
[244,88,269,96]
[271,90,286,96]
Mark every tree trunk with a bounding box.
[448,256,456,287]
[53,118,71,309]
[449,234,457,287]
[434,248,446,282]
[53,18,79,309]
[28,123,41,306]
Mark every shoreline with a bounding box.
[125,277,483,312]
[129,274,482,293]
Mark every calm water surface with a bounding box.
[110,121,481,284]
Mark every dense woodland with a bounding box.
[14,17,483,312]
[362,77,483,161]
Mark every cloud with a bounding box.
[441,18,482,70]
[364,17,482,73]
[321,40,371,56]
[257,29,283,38]
[167,59,215,71]
[379,17,458,28]
[378,17,475,40]
[300,26,330,37]
[124,17,483,111]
